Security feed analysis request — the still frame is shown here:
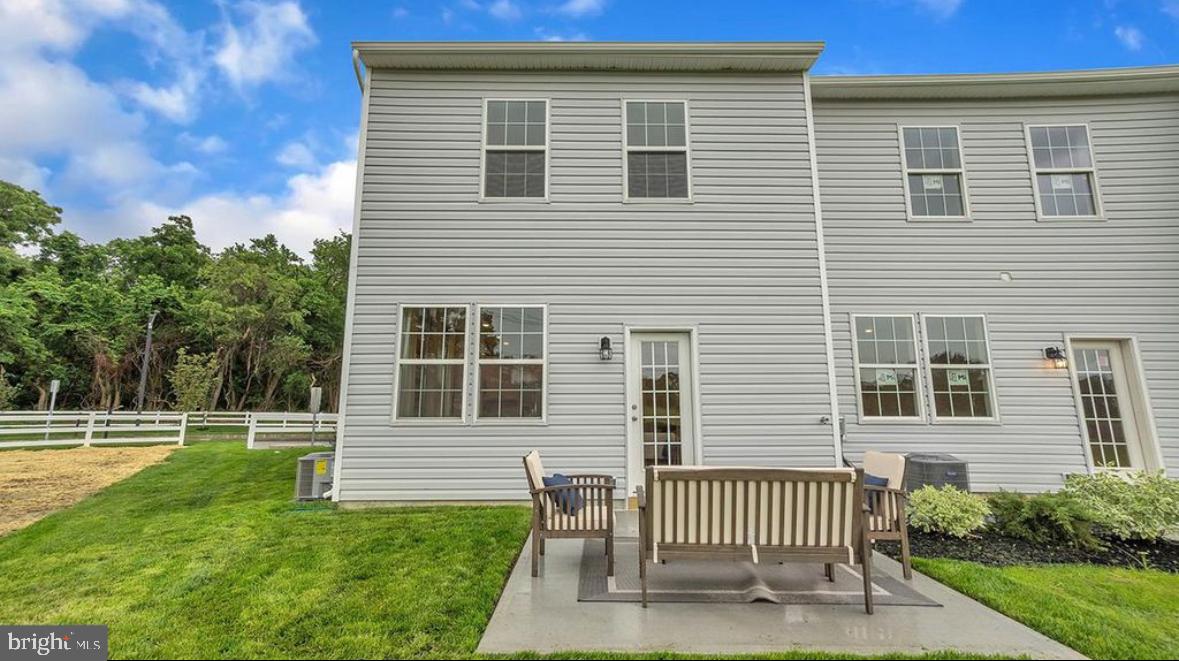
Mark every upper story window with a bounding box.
[477,306,546,420]
[923,315,998,422]
[1026,125,1101,218]
[900,126,969,219]
[395,306,468,420]
[483,99,548,199]
[623,101,691,200]
[853,315,923,420]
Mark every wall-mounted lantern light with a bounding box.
[598,336,613,361]
[1043,346,1068,369]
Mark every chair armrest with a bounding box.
[565,474,616,485]
[864,484,907,497]
[533,483,615,496]
[635,485,646,511]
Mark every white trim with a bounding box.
[472,303,549,425]
[897,124,972,222]
[849,313,926,424]
[390,303,472,424]
[919,313,1002,424]
[620,99,694,203]
[803,74,843,464]
[623,325,704,496]
[1022,122,1105,221]
[479,98,551,203]
[1064,335,1165,474]
[331,65,372,501]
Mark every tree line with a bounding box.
[0,181,348,412]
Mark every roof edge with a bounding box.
[810,64,1179,100]
[353,41,826,73]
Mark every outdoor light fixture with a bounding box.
[1043,346,1068,369]
[598,336,613,361]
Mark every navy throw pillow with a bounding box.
[864,473,889,513]
[542,473,584,516]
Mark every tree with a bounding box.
[169,349,219,412]
[0,180,62,248]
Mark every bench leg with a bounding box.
[530,507,541,578]
[539,537,545,556]
[606,534,615,577]
[861,551,874,615]
[900,529,913,580]
[824,563,835,582]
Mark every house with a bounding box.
[331,42,1179,503]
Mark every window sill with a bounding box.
[622,197,695,205]
[930,417,1002,426]
[472,419,549,427]
[478,197,551,204]
[1035,215,1107,223]
[856,417,928,425]
[390,418,468,426]
[906,215,972,223]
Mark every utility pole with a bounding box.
[136,310,159,414]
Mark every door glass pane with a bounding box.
[1074,348,1132,468]
[641,340,685,469]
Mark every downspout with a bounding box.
[802,72,844,466]
[352,48,365,92]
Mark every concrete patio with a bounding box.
[478,511,1085,658]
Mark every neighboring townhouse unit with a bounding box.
[332,42,1179,503]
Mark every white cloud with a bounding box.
[488,0,523,21]
[178,133,230,155]
[124,68,203,123]
[911,0,963,18]
[392,6,410,19]
[534,27,590,41]
[1114,25,1145,51]
[214,1,317,89]
[129,160,356,256]
[1164,0,1179,20]
[553,0,606,17]
[276,141,317,168]
[0,157,52,192]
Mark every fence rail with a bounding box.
[0,410,339,450]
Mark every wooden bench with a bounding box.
[637,466,875,613]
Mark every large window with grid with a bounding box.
[923,315,997,421]
[477,306,546,420]
[483,99,547,199]
[1026,125,1101,218]
[900,126,968,218]
[623,101,690,200]
[853,315,923,419]
[395,306,467,420]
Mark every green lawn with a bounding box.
[0,441,1008,659]
[914,558,1179,660]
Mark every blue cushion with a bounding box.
[864,473,889,514]
[542,473,584,516]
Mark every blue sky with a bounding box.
[1,0,1176,255]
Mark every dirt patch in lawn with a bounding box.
[0,446,178,536]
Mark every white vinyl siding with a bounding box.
[900,126,969,219]
[1025,124,1102,219]
[815,92,1179,490]
[336,70,833,501]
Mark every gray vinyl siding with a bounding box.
[337,70,834,501]
[813,93,1179,491]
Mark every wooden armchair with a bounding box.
[862,451,912,580]
[522,451,615,577]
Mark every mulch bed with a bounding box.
[877,530,1179,573]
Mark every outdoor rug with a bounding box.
[579,538,940,606]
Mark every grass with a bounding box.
[0,440,1013,659]
[914,557,1179,660]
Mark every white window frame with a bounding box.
[391,303,471,425]
[473,303,549,425]
[898,124,972,222]
[1023,122,1105,222]
[850,313,926,423]
[479,98,551,203]
[621,99,694,204]
[919,313,1001,424]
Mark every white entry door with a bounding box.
[626,332,696,492]
[1071,341,1148,470]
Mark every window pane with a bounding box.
[628,152,689,199]
[398,364,463,419]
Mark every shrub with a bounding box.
[906,485,990,538]
[169,348,219,412]
[1062,471,1179,541]
[987,491,1100,550]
